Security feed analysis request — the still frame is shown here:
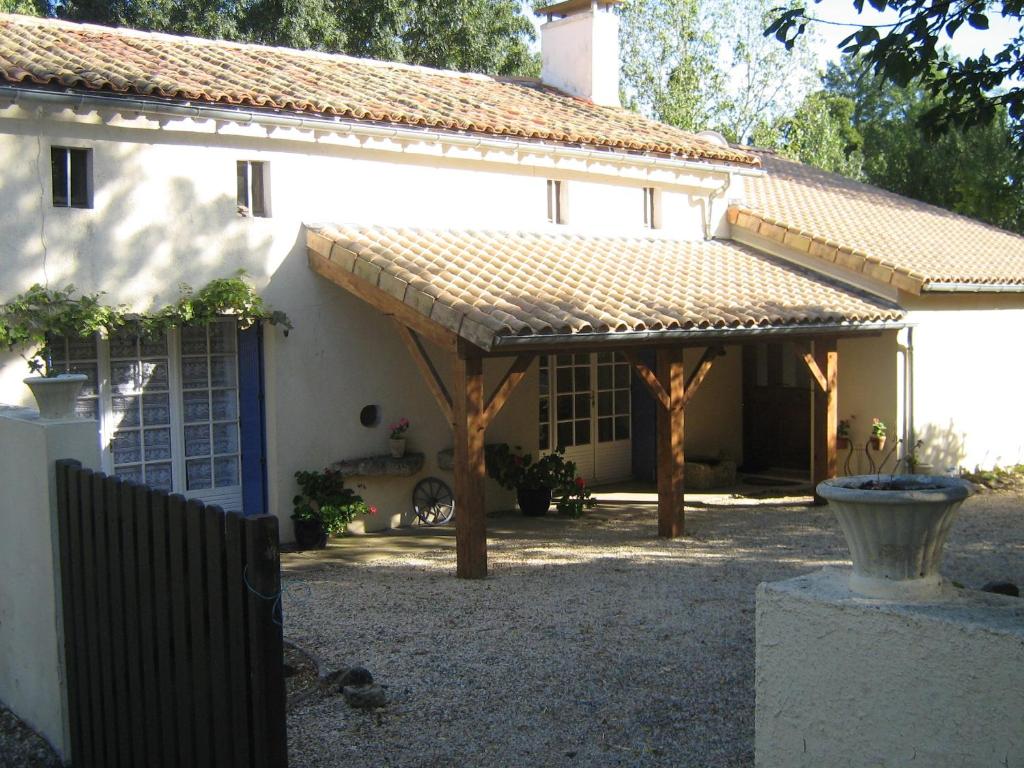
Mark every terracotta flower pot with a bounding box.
[517,486,552,517]
[817,474,973,599]
[870,435,886,451]
[389,438,406,458]
[837,437,850,450]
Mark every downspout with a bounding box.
[897,326,915,467]
[702,173,732,240]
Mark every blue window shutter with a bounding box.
[238,324,267,516]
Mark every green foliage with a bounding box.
[837,419,852,439]
[54,0,537,76]
[292,468,375,535]
[959,463,1024,490]
[871,418,886,438]
[487,444,595,518]
[0,284,126,374]
[0,0,45,14]
[0,272,291,373]
[766,0,1024,148]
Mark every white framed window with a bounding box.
[643,186,657,229]
[50,319,244,510]
[236,160,270,217]
[51,146,93,208]
[547,179,565,224]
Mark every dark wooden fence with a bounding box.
[55,459,288,768]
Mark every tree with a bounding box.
[1,0,45,13]
[52,0,537,75]
[617,0,819,142]
[766,0,1024,147]
[823,55,1024,233]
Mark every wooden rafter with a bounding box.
[308,241,460,352]
[681,346,722,406]
[801,351,829,393]
[392,320,453,425]
[482,353,534,429]
[624,352,670,411]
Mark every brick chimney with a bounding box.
[536,0,622,107]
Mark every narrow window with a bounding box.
[236,160,269,217]
[643,186,656,229]
[51,147,92,208]
[547,179,564,224]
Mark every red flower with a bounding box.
[369,505,378,515]
[513,456,524,466]
[575,476,586,489]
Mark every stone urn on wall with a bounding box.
[23,373,88,420]
[817,474,974,599]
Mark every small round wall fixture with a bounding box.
[359,404,380,428]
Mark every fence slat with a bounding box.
[150,492,178,768]
[204,505,233,768]
[104,476,133,767]
[92,473,120,768]
[186,498,213,768]
[167,494,196,767]
[225,512,253,768]
[244,515,288,768]
[118,482,147,767]
[55,460,85,766]
[79,469,108,766]
[131,483,163,768]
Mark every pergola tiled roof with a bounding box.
[306,224,903,351]
[0,13,757,166]
[732,151,1024,291]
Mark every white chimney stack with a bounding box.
[537,0,622,108]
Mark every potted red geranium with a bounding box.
[487,444,595,517]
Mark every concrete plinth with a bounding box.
[0,406,99,763]
[755,568,1024,768]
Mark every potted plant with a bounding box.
[0,284,125,419]
[869,418,887,451]
[817,473,973,599]
[388,417,410,458]
[292,468,376,548]
[487,444,595,517]
[837,419,852,450]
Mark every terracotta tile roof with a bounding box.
[734,151,1024,290]
[305,224,903,350]
[0,14,757,167]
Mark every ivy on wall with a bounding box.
[0,270,291,373]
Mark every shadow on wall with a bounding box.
[0,125,274,307]
[917,421,966,474]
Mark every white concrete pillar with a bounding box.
[0,405,99,762]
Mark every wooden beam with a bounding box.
[801,351,829,393]
[624,352,670,411]
[656,347,685,538]
[392,321,453,426]
[453,351,487,578]
[681,346,722,407]
[811,338,838,505]
[481,353,534,429]
[308,247,460,351]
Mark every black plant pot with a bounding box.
[517,486,552,517]
[293,519,328,549]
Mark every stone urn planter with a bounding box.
[817,474,973,599]
[23,373,87,420]
[517,486,552,517]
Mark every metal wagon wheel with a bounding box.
[413,476,455,526]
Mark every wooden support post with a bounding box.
[656,347,685,538]
[453,349,487,578]
[810,338,838,504]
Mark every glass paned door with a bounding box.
[180,320,242,510]
[540,352,632,484]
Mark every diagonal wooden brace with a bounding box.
[393,320,454,425]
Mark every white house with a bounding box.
[1,3,1022,577]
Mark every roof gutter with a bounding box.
[488,320,906,350]
[923,282,1024,293]
[0,84,764,178]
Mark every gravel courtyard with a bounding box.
[280,488,1024,768]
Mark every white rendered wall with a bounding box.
[0,407,100,761]
[540,9,620,106]
[0,108,728,538]
[835,333,901,475]
[903,294,1024,472]
[756,568,1024,768]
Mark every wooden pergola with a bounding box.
[308,235,848,579]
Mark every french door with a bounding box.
[50,319,244,511]
[538,352,632,484]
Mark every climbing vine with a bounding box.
[0,270,291,374]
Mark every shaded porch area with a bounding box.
[305,224,904,578]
